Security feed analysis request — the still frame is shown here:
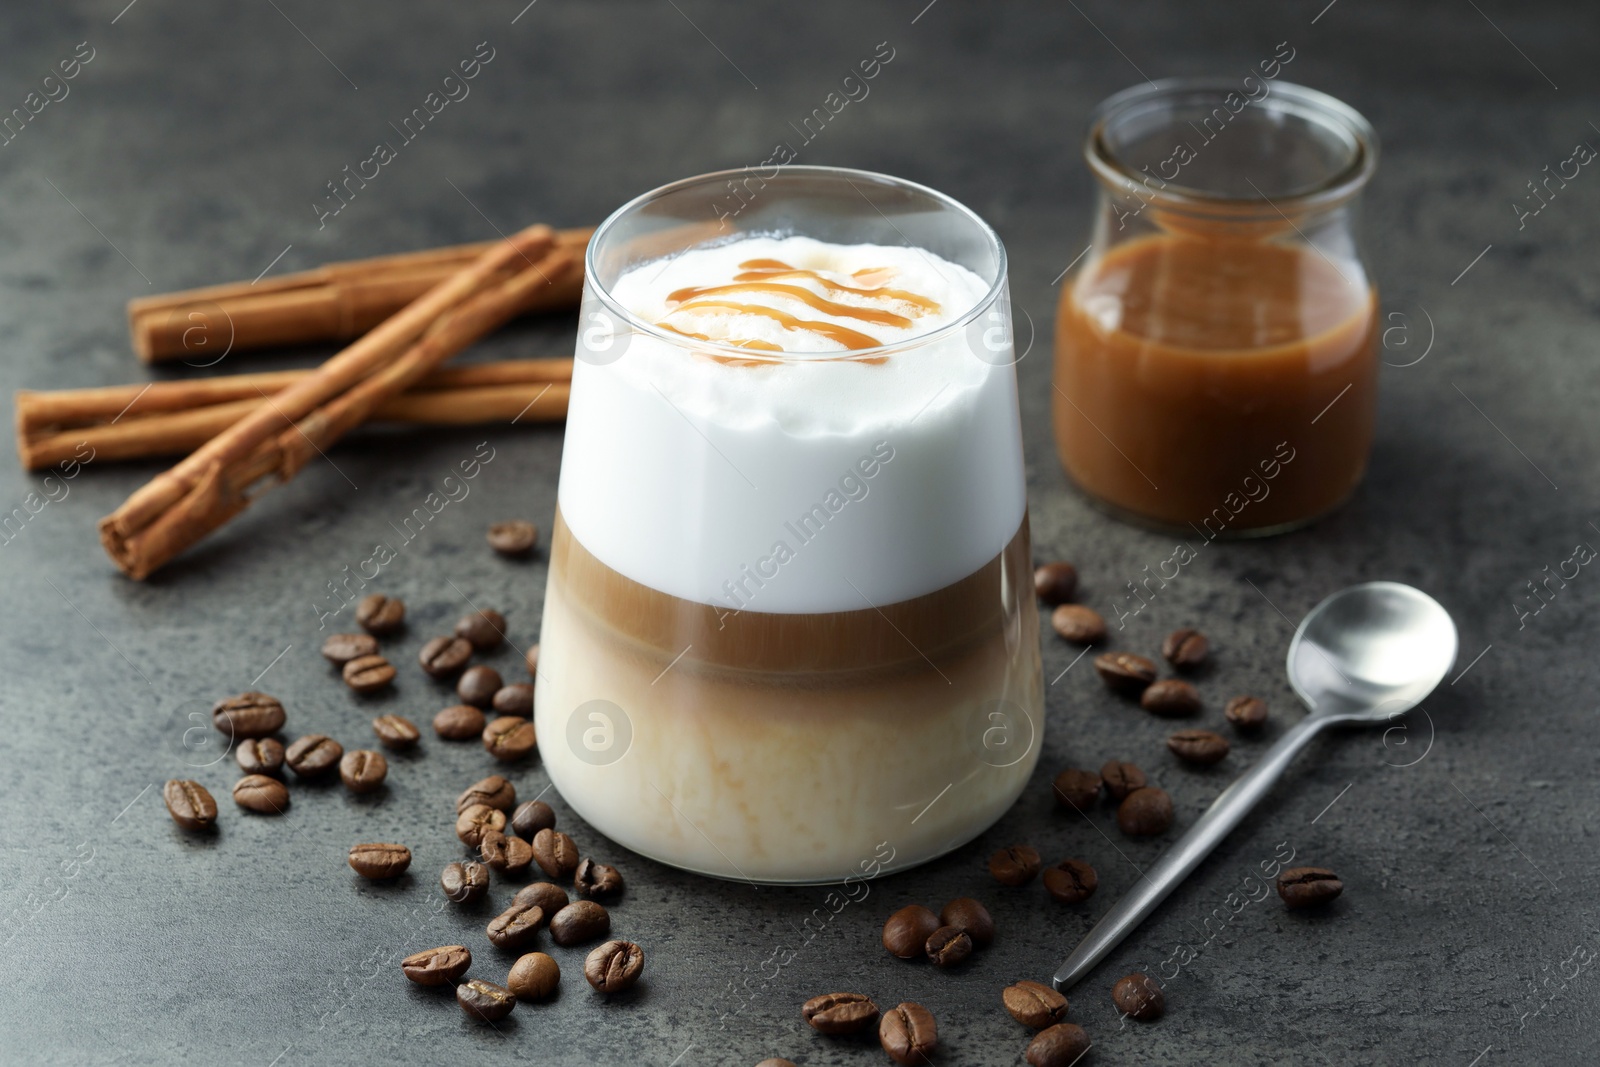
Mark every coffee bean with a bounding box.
[483,716,537,761]
[342,654,395,694]
[1026,1022,1091,1067]
[454,609,507,651]
[355,593,405,636]
[433,703,486,740]
[1051,604,1106,644]
[457,665,503,708]
[455,803,507,849]
[1099,760,1147,800]
[320,632,378,666]
[488,520,538,556]
[440,860,490,904]
[480,830,535,874]
[1167,728,1229,765]
[418,636,472,678]
[492,684,534,716]
[1053,767,1102,811]
[511,799,556,840]
[348,842,411,879]
[525,643,539,677]
[756,1060,797,1067]
[549,900,610,946]
[456,774,516,813]
[531,828,580,879]
[1141,678,1202,717]
[235,737,285,777]
[1034,561,1079,605]
[803,992,880,1035]
[1277,866,1343,909]
[162,780,217,830]
[1003,979,1068,1029]
[584,939,644,993]
[212,692,285,739]
[1162,627,1209,669]
[939,897,994,948]
[574,858,624,900]
[285,734,343,777]
[1225,694,1269,731]
[1043,859,1099,904]
[1094,652,1157,694]
[925,925,972,967]
[232,774,289,814]
[401,945,471,986]
[881,904,941,959]
[456,978,516,1022]
[371,714,419,750]
[338,749,387,793]
[514,882,569,915]
[487,902,546,950]
[879,1002,937,1066]
[507,951,560,1001]
[1112,972,1164,1020]
[1118,787,1174,836]
[989,844,1042,887]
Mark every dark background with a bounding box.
[2,2,1597,1064]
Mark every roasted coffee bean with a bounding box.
[1053,767,1102,812]
[440,860,490,904]
[1043,859,1099,904]
[989,844,1042,887]
[285,734,343,777]
[1003,979,1069,1029]
[455,803,507,848]
[483,716,537,761]
[525,643,540,677]
[371,714,419,750]
[235,737,285,777]
[511,799,556,840]
[163,780,217,830]
[339,749,388,793]
[1026,1022,1091,1067]
[320,632,378,666]
[480,830,535,874]
[355,593,405,636]
[1033,561,1079,605]
[233,774,289,814]
[1094,652,1157,694]
[487,520,538,556]
[487,902,546,950]
[418,636,473,678]
[879,1002,938,1066]
[492,683,534,716]
[756,1060,797,1067]
[454,609,507,651]
[456,978,516,1022]
[457,665,503,708]
[1112,972,1165,1020]
[433,703,486,740]
[342,654,395,694]
[212,692,285,739]
[1099,760,1147,801]
[1118,787,1174,836]
[508,951,561,1001]
[584,939,644,993]
[1225,694,1269,731]
[1051,604,1106,644]
[1162,627,1209,669]
[1167,728,1229,765]
[881,904,941,959]
[514,881,569,915]
[803,991,880,1035]
[939,897,994,948]
[401,945,471,986]
[574,858,624,900]
[1141,678,1202,717]
[1277,866,1343,909]
[348,842,411,879]
[549,900,610,946]
[456,774,516,813]
[531,828,580,879]
[924,925,972,967]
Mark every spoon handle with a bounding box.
[1052,714,1330,990]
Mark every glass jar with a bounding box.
[1054,78,1380,535]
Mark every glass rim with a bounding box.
[1085,77,1379,217]
[583,164,1009,365]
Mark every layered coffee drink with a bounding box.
[537,169,1041,883]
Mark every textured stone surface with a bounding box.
[1,2,1597,1064]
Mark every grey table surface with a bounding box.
[2,1,1597,1064]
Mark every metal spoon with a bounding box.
[1052,581,1457,990]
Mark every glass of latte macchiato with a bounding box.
[536,166,1041,883]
